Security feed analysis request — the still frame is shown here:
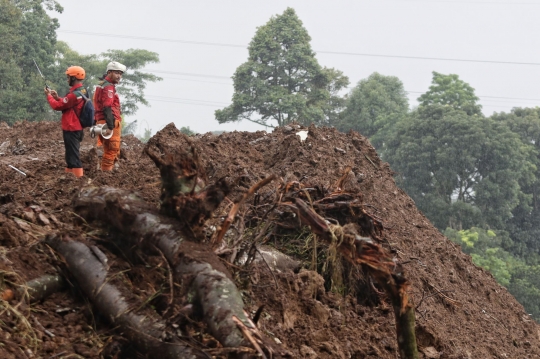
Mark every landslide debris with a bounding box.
[0,120,538,359]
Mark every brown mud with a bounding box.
[0,120,539,359]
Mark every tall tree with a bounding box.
[418,72,482,116]
[215,8,348,128]
[0,0,161,125]
[492,108,540,259]
[0,0,62,124]
[314,67,350,127]
[385,105,531,230]
[337,72,409,150]
[0,0,26,122]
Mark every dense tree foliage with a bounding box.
[215,8,349,128]
[385,104,530,230]
[0,0,161,125]
[364,71,540,322]
[336,72,409,150]
[491,108,540,260]
[418,72,482,116]
[0,0,61,123]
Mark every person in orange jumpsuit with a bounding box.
[45,66,87,178]
[93,61,126,171]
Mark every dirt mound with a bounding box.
[0,120,539,359]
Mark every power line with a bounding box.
[58,30,246,48]
[58,30,540,66]
[316,51,540,66]
[54,31,539,106]
[145,93,536,110]
[157,76,231,85]
[145,99,221,107]
[406,91,539,102]
[144,69,230,79]
[148,72,540,102]
[148,95,228,105]
[145,96,224,107]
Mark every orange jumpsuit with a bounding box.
[94,77,122,171]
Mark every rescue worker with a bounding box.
[44,66,87,178]
[94,61,126,171]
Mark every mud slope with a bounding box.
[0,120,538,359]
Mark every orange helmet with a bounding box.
[65,66,85,80]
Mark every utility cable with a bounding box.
[58,30,540,66]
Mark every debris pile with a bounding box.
[0,120,539,358]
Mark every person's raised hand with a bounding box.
[49,90,59,100]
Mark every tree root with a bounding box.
[293,198,419,359]
[22,274,66,303]
[45,234,209,359]
[144,143,231,240]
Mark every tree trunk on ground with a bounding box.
[45,234,209,359]
[73,187,251,348]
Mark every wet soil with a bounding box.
[0,120,539,359]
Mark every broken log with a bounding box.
[73,187,251,348]
[0,274,65,303]
[45,234,209,359]
[293,198,419,359]
[22,274,65,303]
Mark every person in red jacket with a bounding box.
[44,66,87,178]
[93,61,126,171]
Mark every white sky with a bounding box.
[52,0,540,137]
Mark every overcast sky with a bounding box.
[51,0,540,137]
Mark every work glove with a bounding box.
[103,107,115,130]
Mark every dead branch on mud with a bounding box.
[45,234,209,359]
[213,175,276,247]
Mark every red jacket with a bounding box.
[47,83,84,131]
[94,77,122,122]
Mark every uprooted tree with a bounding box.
[17,128,419,358]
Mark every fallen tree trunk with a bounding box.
[45,234,209,359]
[73,187,251,348]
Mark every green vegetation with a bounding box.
[122,119,153,143]
[373,74,540,321]
[335,72,408,150]
[215,8,349,128]
[4,2,540,322]
[180,126,196,136]
[214,8,540,321]
[0,0,161,125]
[384,104,530,230]
[418,71,482,116]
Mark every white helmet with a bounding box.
[106,61,126,73]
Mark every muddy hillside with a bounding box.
[0,120,539,359]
